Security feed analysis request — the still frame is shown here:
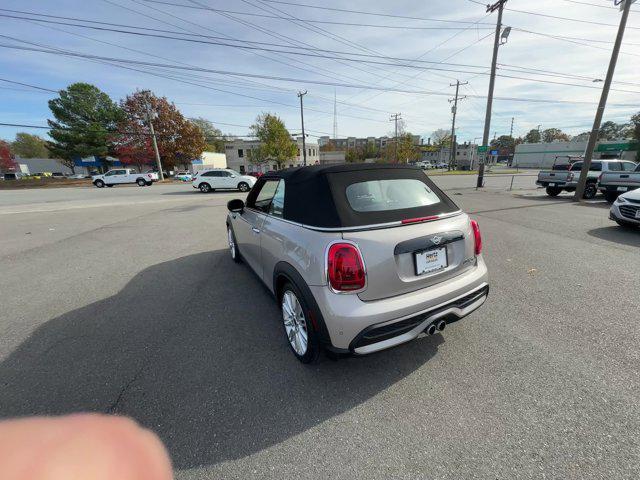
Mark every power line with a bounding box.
[139,0,496,30]
[254,0,496,25]
[3,40,640,106]
[0,77,58,93]
[506,6,640,30]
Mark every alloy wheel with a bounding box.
[227,228,236,259]
[282,290,308,356]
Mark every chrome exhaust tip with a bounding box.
[425,324,437,336]
[436,320,446,332]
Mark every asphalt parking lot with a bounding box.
[1,178,639,479]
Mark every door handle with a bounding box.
[252,227,261,234]
[621,175,629,178]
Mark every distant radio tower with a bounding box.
[333,89,338,139]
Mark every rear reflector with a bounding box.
[327,242,366,292]
[401,215,439,225]
[471,220,482,255]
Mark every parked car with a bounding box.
[597,162,640,202]
[225,164,489,363]
[174,171,193,182]
[51,172,66,178]
[609,188,640,228]
[68,173,88,179]
[92,168,157,188]
[537,160,631,199]
[192,168,256,193]
[247,172,264,178]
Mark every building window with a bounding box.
[239,165,245,174]
[238,149,244,158]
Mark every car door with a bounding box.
[219,170,235,189]
[233,178,280,277]
[112,169,128,184]
[103,170,119,184]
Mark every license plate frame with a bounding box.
[549,183,557,187]
[617,186,628,192]
[415,246,448,276]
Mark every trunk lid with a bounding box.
[344,213,477,301]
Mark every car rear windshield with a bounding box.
[346,179,441,212]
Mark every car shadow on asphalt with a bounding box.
[587,226,640,246]
[0,250,443,471]
[161,191,243,196]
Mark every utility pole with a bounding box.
[477,0,507,188]
[448,80,467,171]
[390,113,402,163]
[510,117,514,138]
[145,102,164,181]
[297,90,307,166]
[575,0,633,200]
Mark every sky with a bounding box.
[1,0,639,145]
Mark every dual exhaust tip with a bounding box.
[425,320,446,336]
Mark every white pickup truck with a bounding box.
[92,168,158,188]
[597,162,640,202]
[537,160,632,199]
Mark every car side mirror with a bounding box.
[227,199,245,213]
[231,175,237,178]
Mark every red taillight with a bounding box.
[471,220,482,255]
[327,243,366,292]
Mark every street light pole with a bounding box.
[477,0,507,188]
[297,90,308,166]
[575,0,633,200]
[145,102,164,181]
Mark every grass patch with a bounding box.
[0,178,92,189]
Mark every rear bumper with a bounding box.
[536,180,567,188]
[309,258,488,352]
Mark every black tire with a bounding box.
[106,184,114,188]
[227,225,241,263]
[198,182,212,193]
[604,191,619,203]
[145,181,152,186]
[136,178,146,186]
[546,186,562,197]
[238,182,250,192]
[94,179,105,188]
[583,183,597,200]
[280,281,320,364]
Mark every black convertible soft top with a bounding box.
[248,163,459,228]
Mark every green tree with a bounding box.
[630,112,640,161]
[189,117,228,153]
[490,135,516,154]
[542,128,570,143]
[430,128,451,148]
[47,83,123,173]
[598,121,631,140]
[249,113,298,169]
[11,133,49,159]
[572,131,591,142]
[523,129,541,143]
[345,148,360,163]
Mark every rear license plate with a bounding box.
[549,183,557,187]
[618,186,628,192]
[415,247,447,275]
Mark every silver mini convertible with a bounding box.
[226,164,489,363]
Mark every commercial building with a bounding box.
[191,151,227,172]
[513,140,639,169]
[225,137,319,173]
[319,151,346,165]
[318,135,421,151]
[421,143,479,169]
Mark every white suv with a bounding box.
[192,169,256,193]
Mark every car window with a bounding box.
[202,171,217,177]
[590,162,602,172]
[269,180,285,217]
[251,179,280,213]
[345,179,441,212]
[105,171,117,176]
[622,162,637,172]
[607,162,621,171]
[221,171,232,177]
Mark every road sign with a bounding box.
[490,149,499,156]
[477,145,488,153]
